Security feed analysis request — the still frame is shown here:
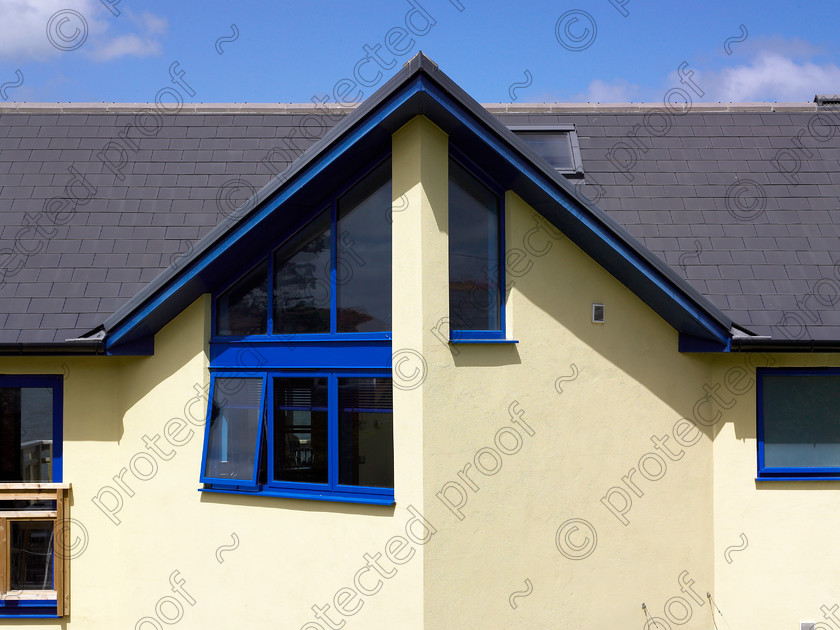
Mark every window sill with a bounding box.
[0,601,58,618]
[450,339,518,344]
[756,476,840,481]
[199,486,395,506]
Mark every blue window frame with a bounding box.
[202,158,395,505]
[200,371,394,504]
[757,367,840,479]
[448,151,506,341]
[0,375,62,484]
[0,375,64,618]
[211,157,392,343]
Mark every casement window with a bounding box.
[200,373,393,503]
[757,368,840,479]
[203,158,395,505]
[0,376,70,618]
[509,126,583,175]
[448,155,505,340]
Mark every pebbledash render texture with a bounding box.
[1,99,840,345]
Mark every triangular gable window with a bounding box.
[214,158,392,338]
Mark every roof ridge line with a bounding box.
[0,102,820,113]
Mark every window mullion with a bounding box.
[267,247,274,335]
[254,375,269,486]
[330,201,338,335]
[0,516,7,595]
[54,491,64,615]
[266,375,275,485]
[328,374,339,490]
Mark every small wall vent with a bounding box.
[801,622,816,630]
[592,303,605,323]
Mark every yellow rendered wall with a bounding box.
[711,352,840,630]
[412,115,719,627]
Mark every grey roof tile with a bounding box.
[2,104,840,342]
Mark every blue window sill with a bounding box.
[757,475,840,481]
[450,338,518,344]
[199,485,395,506]
[0,601,58,618]
[757,466,840,480]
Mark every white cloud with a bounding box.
[0,0,99,59]
[132,11,168,36]
[577,38,840,104]
[577,78,642,103]
[0,0,166,61]
[695,52,840,102]
[88,34,162,62]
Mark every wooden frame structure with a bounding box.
[0,483,71,617]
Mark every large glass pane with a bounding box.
[0,387,53,482]
[338,378,393,488]
[763,374,840,468]
[449,159,501,331]
[204,378,263,481]
[514,131,575,171]
[10,521,54,591]
[216,262,268,336]
[273,378,328,484]
[274,377,328,483]
[337,161,392,332]
[273,211,331,335]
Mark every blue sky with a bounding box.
[0,0,838,104]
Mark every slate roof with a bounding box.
[1,100,839,345]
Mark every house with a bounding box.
[1,52,839,628]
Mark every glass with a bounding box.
[763,374,840,468]
[273,211,332,334]
[204,378,263,481]
[337,160,392,332]
[449,159,501,331]
[216,262,268,336]
[338,378,394,488]
[0,387,53,482]
[514,131,575,170]
[10,521,54,591]
[273,378,328,484]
